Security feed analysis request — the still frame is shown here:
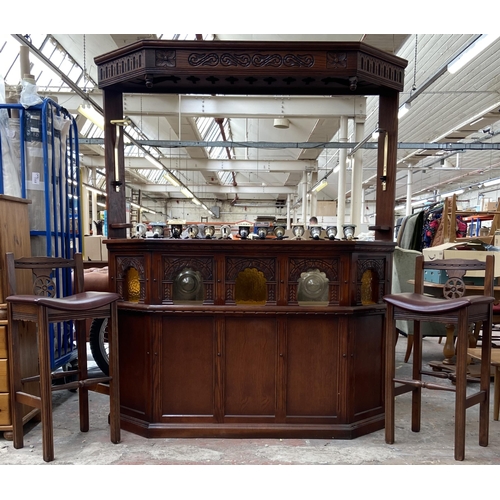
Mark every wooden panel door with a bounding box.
[160,315,215,420]
[223,316,277,420]
[285,315,340,421]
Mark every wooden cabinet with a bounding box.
[107,238,394,439]
[0,195,39,437]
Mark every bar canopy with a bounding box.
[94,39,407,240]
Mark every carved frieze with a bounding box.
[358,53,404,86]
[98,50,146,82]
[188,52,315,68]
[225,257,276,281]
[289,258,339,282]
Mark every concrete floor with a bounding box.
[1,335,500,470]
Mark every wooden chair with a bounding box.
[384,255,494,461]
[5,252,121,462]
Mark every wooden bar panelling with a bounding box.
[107,238,394,439]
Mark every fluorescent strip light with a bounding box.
[440,189,464,198]
[145,155,164,169]
[483,178,500,187]
[311,178,328,193]
[192,198,202,205]
[447,34,500,74]
[77,104,104,130]
[83,183,107,196]
[398,102,411,118]
[130,201,157,214]
[333,164,340,174]
[164,172,181,187]
[180,187,194,198]
[97,202,106,208]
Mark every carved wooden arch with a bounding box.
[95,40,407,241]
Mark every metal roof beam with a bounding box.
[80,138,500,150]
[81,156,317,172]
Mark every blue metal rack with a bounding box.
[0,98,81,370]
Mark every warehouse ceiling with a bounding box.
[3,34,500,217]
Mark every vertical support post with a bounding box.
[103,89,127,239]
[337,115,348,229]
[351,119,365,227]
[406,166,413,217]
[374,92,399,241]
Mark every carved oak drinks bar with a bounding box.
[95,38,407,439]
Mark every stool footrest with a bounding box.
[51,376,112,392]
[393,378,456,392]
[16,391,42,409]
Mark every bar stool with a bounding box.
[5,252,121,462]
[384,255,494,461]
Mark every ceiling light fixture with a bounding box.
[145,154,164,169]
[483,178,500,188]
[447,34,500,74]
[440,188,464,198]
[398,102,411,119]
[273,118,290,129]
[180,186,194,198]
[77,103,104,130]
[311,178,328,193]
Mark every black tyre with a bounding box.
[89,318,109,375]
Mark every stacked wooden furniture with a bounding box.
[0,195,39,438]
[106,238,394,439]
[441,194,500,245]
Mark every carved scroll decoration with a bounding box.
[188,52,314,68]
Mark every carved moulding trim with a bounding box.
[288,257,340,306]
[98,50,146,83]
[326,52,348,69]
[161,256,214,304]
[188,52,315,68]
[356,257,385,305]
[155,50,176,67]
[225,257,277,305]
[116,255,146,302]
[358,53,405,87]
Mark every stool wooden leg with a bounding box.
[38,307,54,462]
[385,303,396,445]
[478,317,491,448]
[454,315,468,461]
[108,304,121,444]
[7,311,25,451]
[411,321,422,433]
[76,319,89,433]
